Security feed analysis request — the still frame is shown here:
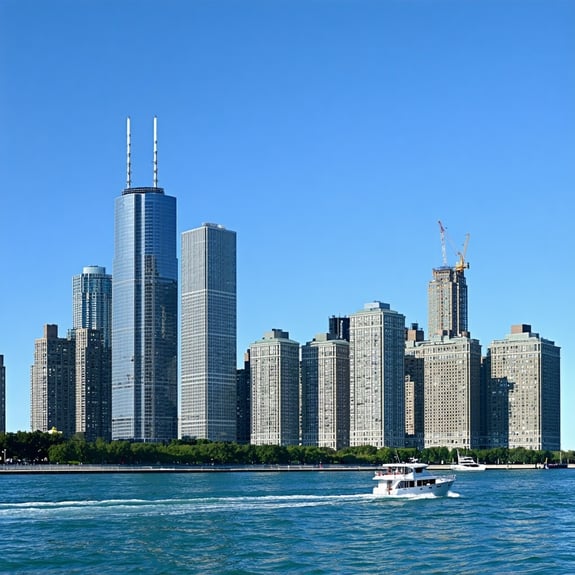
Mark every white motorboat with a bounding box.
[450,451,486,471]
[372,462,455,498]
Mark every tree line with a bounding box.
[0,431,571,466]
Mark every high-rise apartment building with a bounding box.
[428,267,468,338]
[250,329,300,446]
[349,302,405,448]
[31,325,76,437]
[180,223,237,441]
[73,266,112,347]
[404,323,425,448]
[485,324,560,450]
[407,335,482,449]
[73,265,112,441]
[236,351,251,445]
[74,328,111,441]
[0,355,5,434]
[301,333,350,450]
[112,118,178,442]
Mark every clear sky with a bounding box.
[1,0,573,446]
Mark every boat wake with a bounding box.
[0,492,374,519]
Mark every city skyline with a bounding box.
[1,2,573,446]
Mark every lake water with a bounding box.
[0,468,573,574]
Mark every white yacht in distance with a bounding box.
[372,461,455,498]
[450,451,486,471]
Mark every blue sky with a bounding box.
[1,0,573,446]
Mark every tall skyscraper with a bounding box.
[301,333,350,450]
[428,266,468,338]
[429,223,470,338]
[74,328,111,441]
[0,355,5,434]
[73,265,112,347]
[73,265,112,441]
[485,324,560,450]
[180,223,237,441]
[31,325,76,437]
[250,329,300,446]
[112,118,178,442]
[349,302,405,448]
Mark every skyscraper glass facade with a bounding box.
[180,224,237,441]
[73,266,112,347]
[112,187,178,442]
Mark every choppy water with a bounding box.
[0,469,574,574]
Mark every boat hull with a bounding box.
[373,478,454,498]
[450,464,486,472]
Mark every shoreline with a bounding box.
[0,462,572,474]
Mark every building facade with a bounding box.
[73,266,112,347]
[236,351,251,445]
[112,121,178,442]
[180,223,237,441]
[428,266,468,338]
[0,355,5,434]
[301,333,350,450]
[404,323,425,448]
[73,265,112,441]
[250,329,300,446]
[328,316,350,342]
[407,335,482,449]
[485,324,561,450]
[74,328,111,441]
[30,325,76,437]
[349,302,406,448]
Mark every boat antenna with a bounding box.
[126,116,132,188]
[153,116,158,187]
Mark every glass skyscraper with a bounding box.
[73,266,112,347]
[72,264,113,441]
[180,223,237,441]
[112,185,178,442]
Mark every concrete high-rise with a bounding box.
[406,335,482,449]
[349,302,405,448]
[31,325,76,437]
[73,266,112,347]
[73,265,112,441]
[404,323,425,448]
[74,328,111,441]
[301,333,350,450]
[250,329,300,446]
[236,351,251,445]
[180,223,237,441]
[485,324,561,450]
[112,118,178,442]
[0,355,5,434]
[428,266,468,338]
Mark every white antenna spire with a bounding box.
[126,117,132,188]
[153,116,158,187]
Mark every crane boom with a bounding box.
[456,233,470,272]
[438,220,448,266]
